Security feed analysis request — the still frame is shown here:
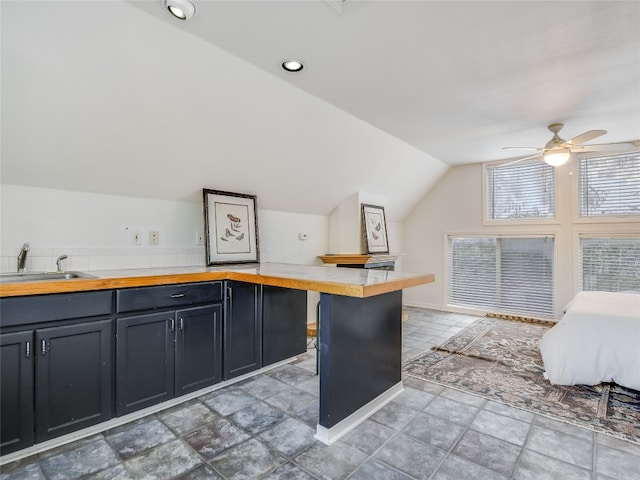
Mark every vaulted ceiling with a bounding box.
[131,0,640,164]
[2,1,638,220]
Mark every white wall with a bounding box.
[402,162,639,320]
[1,0,447,222]
[0,184,328,273]
[327,191,390,255]
[257,210,328,266]
[1,184,331,323]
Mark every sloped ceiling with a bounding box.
[128,0,640,163]
[2,1,639,221]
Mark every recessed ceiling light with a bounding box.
[281,60,304,72]
[163,0,197,20]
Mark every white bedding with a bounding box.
[539,291,640,391]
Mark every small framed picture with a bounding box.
[203,189,259,265]
[361,203,389,254]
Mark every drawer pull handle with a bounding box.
[170,293,185,298]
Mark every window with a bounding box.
[448,235,555,318]
[577,152,640,218]
[485,161,555,221]
[579,235,640,292]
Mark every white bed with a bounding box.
[539,291,640,391]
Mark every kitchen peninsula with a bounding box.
[0,263,434,455]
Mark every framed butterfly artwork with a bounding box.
[361,203,389,254]
[203,189,259,265]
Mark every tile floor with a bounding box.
[1,307,639,480]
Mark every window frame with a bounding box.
[573,232,640,292]
[572,151,640,224]
[482,159,560,226]
[445,232,557,319]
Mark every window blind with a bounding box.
[485,162,555,221]
[579,236,640,292]
[448,236,555,318]
[578,152,640,217]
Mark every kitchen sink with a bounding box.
[0,271,98,283]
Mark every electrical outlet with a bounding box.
[149,230,160,245]
[196,231,204,245]
[130,231,142,245]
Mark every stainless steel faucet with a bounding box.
[56,255,68,273]
[17,242,30,273]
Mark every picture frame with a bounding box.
[361,203,390,254]
[203,189,259,265]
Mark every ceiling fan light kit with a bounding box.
[543,149,571,167]
[163,0,197,20]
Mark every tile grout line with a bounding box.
[591,431,598,480]
[425,392,490,480]
[344,425,418,480]
[510,412,537,479]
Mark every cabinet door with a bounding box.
[35,319,112,443]
[175,304,222,396]
[262,286,307,366]
[0,331,34,455]
[224,281,262,379]
[116,313,175,416]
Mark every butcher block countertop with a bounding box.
[0,263,434,298]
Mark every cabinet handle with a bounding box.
[25,341,31,358]
[178,317,184,331]
[40,339,48,356]
[170,293,185,298]
[226,287,233,317]
[169,318,175,332]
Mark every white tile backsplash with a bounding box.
[0,247,205,274]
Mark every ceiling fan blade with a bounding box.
[500,153,542,167]
[572,141,640,153]
[502,146,542,151]
[562,129,607,147]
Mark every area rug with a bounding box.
[402,317,640,445]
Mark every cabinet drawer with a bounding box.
[0,291,113,328]
[116,282,223,313]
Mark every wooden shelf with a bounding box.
[318,254,402,270]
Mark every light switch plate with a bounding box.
[130,231,142,245]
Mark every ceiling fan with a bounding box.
[503,123,640,167]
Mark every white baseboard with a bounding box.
[0,357,295,466]
[403,301,487,317]
[314,381,404,445]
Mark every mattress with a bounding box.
[539,291,640,390]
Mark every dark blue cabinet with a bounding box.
[35,320,112,443]
[0,291,114,455]
[262,286,307,366]
[224,281,262,379]
[115,282,223,416]
[0,331,34,454]
[0,279,306,456]
[176,304,223,395]
[116,312,175,416]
